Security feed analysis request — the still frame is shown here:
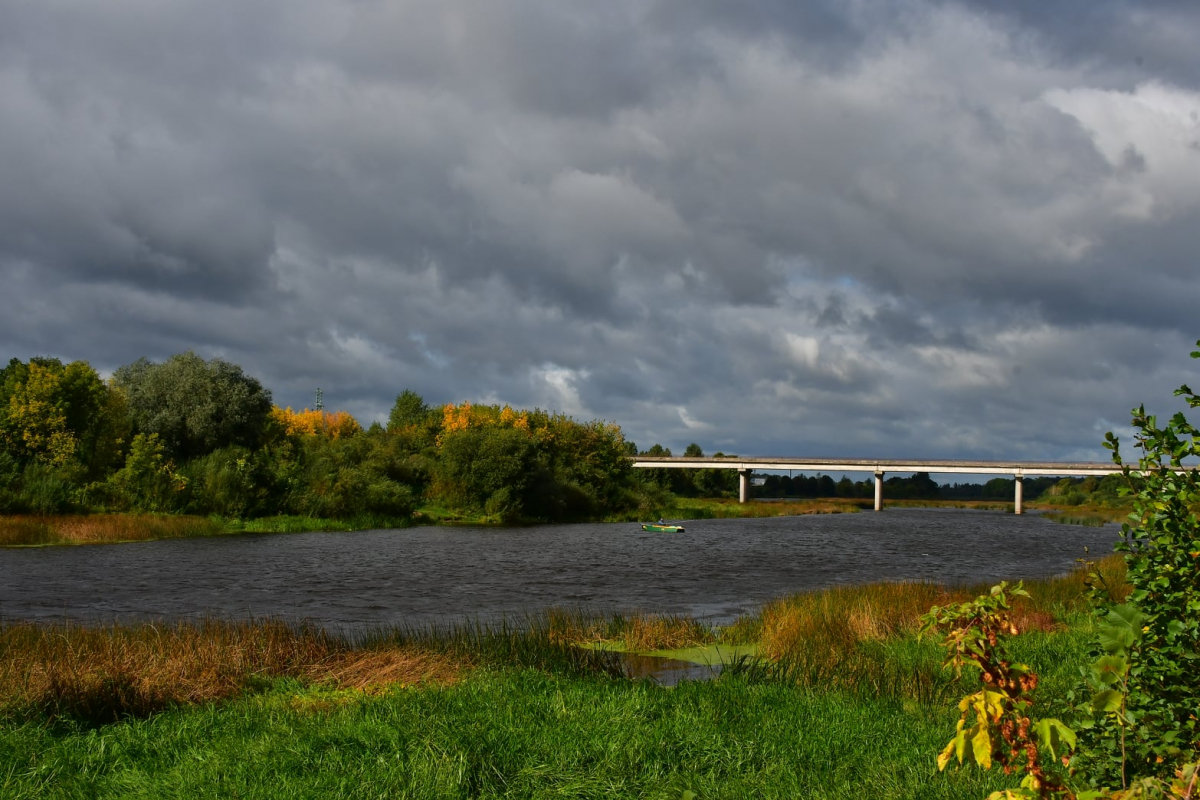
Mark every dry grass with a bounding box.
[0,619,462,724]
[883,499,1013,511]
[543,609,715,651]
[619,613,716,651]
[759,581,961,661]
[674,497,868,518]
[757,555,1126,662]
[1032,503,1131,527]
[0,514,225,546]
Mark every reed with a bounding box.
[359,612,627,679]
[666,497,867,519]
[0,619,459,725]
[882,499,1013,511]
[0,514,225,546]
[720,556,1127,701]
[538,608,719,651]
[221,513,415,533]
[1037,507,1129,527]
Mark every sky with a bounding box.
[3,0,1200,464]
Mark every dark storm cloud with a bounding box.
[3,0,1200,462]
[956,0,1200,90]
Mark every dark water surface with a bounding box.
[0,510,1119,629]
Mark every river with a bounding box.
[0,509,1120,629]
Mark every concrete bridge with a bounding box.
[629,456,1123,514]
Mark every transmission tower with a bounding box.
[314,387,324,411]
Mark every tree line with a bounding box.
[0,352,657,523]
[1,351,1116,523]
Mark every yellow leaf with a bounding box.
[937,739,956,771]
[972,725,993,769]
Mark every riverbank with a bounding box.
[0,496,1130,547]
[0,559,1125,798]
[0,512,416,547]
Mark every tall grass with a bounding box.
[754,555,1125,659]
[218,513,414,533]
[664,497,868,519]
[539,609,718,651]
[0,512,418,547]
[723,555,1126,702]
[1037,505,1130,527]
[883,499,1013,511]
[0,619,460,725]
[0,514,225,546]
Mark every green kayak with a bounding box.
[641,523,685,533]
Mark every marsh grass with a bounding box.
[218,513,413,533]
[721,555,1126,701]
[0,512,419,548]
[1036,505,1130,527]
[663,497,867,520]
[0,619,460,725]
[0,514,225,547]
[356,613,629,681]
[883,499,1014,511]
[539,609,718,651]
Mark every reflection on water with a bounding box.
[0,509,1119,629]
[616,652,723,686]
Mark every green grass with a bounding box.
[0,667,1029,799]
[216,513,415,534]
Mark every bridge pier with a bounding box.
[629,456,1124,514]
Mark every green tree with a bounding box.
[387,390,430,431]
[435,426,537,521]
[684,442,703,457]
[0,357,114,471]
[106,433,181,512]
[113,352,273,460]
[284,433,417,520]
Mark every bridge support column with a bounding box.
[738,470,751,503]
[1014,474,1024,515]
[874,471,884,512]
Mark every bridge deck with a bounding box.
[628,456,1121,477]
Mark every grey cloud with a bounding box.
[955,0,1200,91]
[3,0,1200,464]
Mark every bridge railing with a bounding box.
[627,456,1124,513]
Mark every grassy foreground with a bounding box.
[0,558,1126,799]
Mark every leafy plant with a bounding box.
[927,340,1200,799]
[1081,342,1200,781]
[921,582,1076,798]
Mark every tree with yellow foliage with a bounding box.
[0,357,115,470]
[271,407,362,439]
